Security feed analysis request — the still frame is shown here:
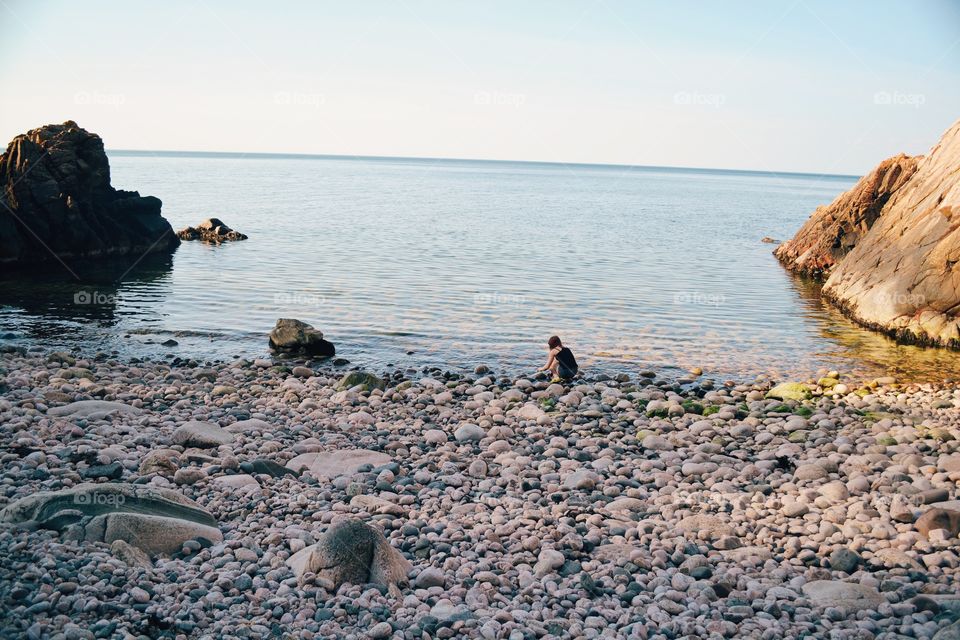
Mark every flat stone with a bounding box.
[0,483,221,556]
[214,474,259,489]
[224,419,272,434]
[171,421,235,448]
[720,546,773,563]
[350,494,405,516]
[801,580,883,612]
[675,514,734,539]
[605,497,646,512]
[286,449,391,478]
[47,400,140,420]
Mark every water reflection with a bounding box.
[0,253,174,339]
[785,271,960,382]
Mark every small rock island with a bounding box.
[0,121,179,269]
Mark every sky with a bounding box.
[0,0,958,175]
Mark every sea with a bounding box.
[3,150,959,382]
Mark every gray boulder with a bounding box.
[286,518,411,595]
[0,483,221,556]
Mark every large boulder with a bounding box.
[269,318,335,357]
[821,119,960,347]
[176,217,247,242]
[0,483,221,556]
[286,518,411,595]
[48,400,141,420]
[775,154,919,277]
[0,121,179,268]
[779,118,960,348]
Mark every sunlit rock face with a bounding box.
[775,154,919,278]
[779,118,960,348]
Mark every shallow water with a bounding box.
[2,151,958,382]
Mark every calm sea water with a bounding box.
[3,151,959,382]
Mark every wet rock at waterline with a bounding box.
[268,318,336,357]
[176,217,247,242]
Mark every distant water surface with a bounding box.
[2,151,959,382]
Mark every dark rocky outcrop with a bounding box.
[268,318,335,357]
[0,121,179,268]
[777,118,960,348]
[775,154,920,278]
[177,217,247,242]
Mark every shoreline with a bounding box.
[1,346,960,638]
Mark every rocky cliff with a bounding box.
[0,121,179,268]
[775,155,920,277]
[779,118,960,348]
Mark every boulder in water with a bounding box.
[176,217,247,242]
[269,318,335,357]
[0,121,179,268]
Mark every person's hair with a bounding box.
[548,335,562,349]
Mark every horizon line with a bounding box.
[106,148,862,180]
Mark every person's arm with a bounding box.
[538,348,560,371]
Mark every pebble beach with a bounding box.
[2,347,960,640]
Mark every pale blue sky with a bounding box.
[1,0,958,174]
